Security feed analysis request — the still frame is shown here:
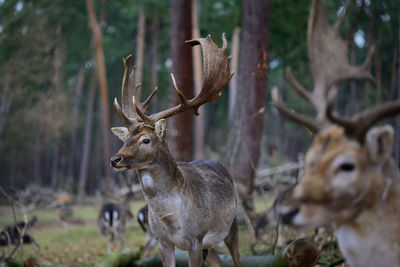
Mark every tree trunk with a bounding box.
[135,6,146,96]
[0,78,12,135]
[78,75,96,203]
[34,136,44,185]
[225,0,269,212]
[51,40,64,191]
[229,27,241,123]
[191,0,205,160]
[149,18,159,114]
[67,67,86,187]
[396,18,400,167]
[85,0,113,187]
[168,0,194,161]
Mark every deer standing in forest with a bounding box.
[272,1,400,266]
[110,34,242,267]
[97,202,129,252]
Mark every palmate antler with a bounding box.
[272,0,385,140]
[114,34,232,126]
[114,55,157,126]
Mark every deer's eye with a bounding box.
[143,138,150,144]
[340,163,355,172]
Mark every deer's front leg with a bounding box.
[159,241,175,267]
[188,238,203,267]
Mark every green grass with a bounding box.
[0,197,341,266]
[0,200,149,266]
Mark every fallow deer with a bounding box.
[137,204,158,258]
[110,34,242,267]
[272,1,400,266]
[97,202,128,252]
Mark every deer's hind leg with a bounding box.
[224,218,242,267]
[205,248,221,267]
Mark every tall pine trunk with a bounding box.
[192,0,205,160]
[169,0,194,161]
[150,18,159,114]
[229,27,241,123]
[78,75,96,203]
[67,67,86,187]
[135,6,146,96]
[51,39,64,191]
[85,0,113,188]
[225,0,269,212]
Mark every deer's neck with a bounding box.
[137,143,184,197]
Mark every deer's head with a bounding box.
[111,35,232,171]
[279,125,394,229]
[272,0,400,229]
[111,121,167,171]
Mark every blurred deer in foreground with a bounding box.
[98,202,128,252]
[110,34,242,267]
[272,1,400,266]
[137,205,158,258]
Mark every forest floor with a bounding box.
[0,196,343,266]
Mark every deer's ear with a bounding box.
[111,127,129,142]
[366,125,394,164]
[155,119,167,140]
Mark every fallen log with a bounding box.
[95,246,141,267]
[132,238,318,267]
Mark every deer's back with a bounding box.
[178,160,236,204]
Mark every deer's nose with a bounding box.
[279,207,300,225]
[110,156,122,167]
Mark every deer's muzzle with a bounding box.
[110,155,122,167]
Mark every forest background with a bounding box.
[0,0,399,212]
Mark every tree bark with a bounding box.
[67,67,86,187]
[135,6,146,97]
[51,40,64,191]
[229,27,241,123]
[225,0,269,212]
[150,18,159,114]
[168,0,194,161]
[191,0,205,160]
[0,78,12,135]
[85,0,113,186]
[78,75,96,203]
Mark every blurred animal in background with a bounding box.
[272,0,400,266]
[251,187,303,246]
[0,216,38,246]
[137,205,157,258]
[50,192,84,226]
[97,202,128,252]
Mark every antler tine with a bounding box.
[285,67,313,106]
[141,87,158,111]
[121,55,137,118]
[133,96,153,126]
[113,98,133,126]
[334,0,350,33]
[308,0,375,96]
[170,73,190,107]
[272,88,320,134]
[114,55,159,126]
[273,0,376,134]
[328,100,400,141]
[136,34,232,127]
[113,55,135,125]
